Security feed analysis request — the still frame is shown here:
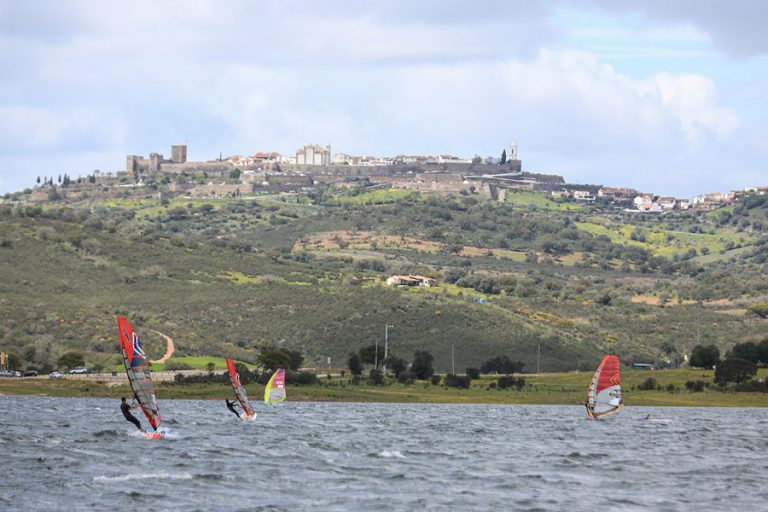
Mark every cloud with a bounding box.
[592,0,768,57]
[0,0,763,198]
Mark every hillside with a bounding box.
[1,187,767,374]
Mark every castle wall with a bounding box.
[159,162,234,175]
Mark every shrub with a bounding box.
[287,371,318,386]
[430,375,442,386]
[637,377,658,390]
[164,360,193,371]
[466,368,480,380]
[445,374,471,389]
[368,369,384,386]
[685,380,707,392]
[498,376,525,390]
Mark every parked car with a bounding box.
[69,367,89,374]
[49,371,63,379]
[0,370,13,377]
[22,370,38,377]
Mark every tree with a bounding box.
[471,155,482,164]
[206,362,216,373]
[359,344,385,367]
[383,355,407,377]
[258,348,291,371]
[234,362,250,383]
[56,350,85,371]
[411,350,434,380]
[229,168,241,180]
[466,367,480,379]
[347,353,363,376]
[730,341,760,364]
[287,350,303,371]
[714,357,757,385]
[758,338,768,366]
[36,176,40,184]
[500,149,507,165]
[689,344,720,369]
[481,355,524,374]
[7,352,22,371]
[368,368,384,385]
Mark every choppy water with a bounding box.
[1,397,767,511]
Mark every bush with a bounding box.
[164,360,193,371]
[397,371,416,385]
[368,369,384,386]
[287,370,318,386]
[430,375,442,386]
[637,377,658,390]
[445,374,471,389]
[466,368,480,380]
[498,375,525,390]
[685,380,708,392]
[481,355,524,374]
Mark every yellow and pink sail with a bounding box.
[264,368,286,405]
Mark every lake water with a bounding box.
[1,396,766,511]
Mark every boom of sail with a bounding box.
[117,316,161,431]
[226,358,257,417]
[264,368,286,405]
[586,355,623,419]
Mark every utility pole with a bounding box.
[452,344,455,375]
[537,343,541,373]
[374,336,379,370]
[383,324,394,372]
[696,301,701,345]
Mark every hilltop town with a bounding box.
[17,142,763,211]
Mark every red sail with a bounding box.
[586,355,623,418]
[117,316,161,430]
[226,358,256,417]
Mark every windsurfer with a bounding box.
[121,396,143,432]
[225,399,241,417]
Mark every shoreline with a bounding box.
[3,369,768,407]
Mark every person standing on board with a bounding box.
[225,399,241,417]
[121,396,143,432]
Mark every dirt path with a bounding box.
[150,330,175,364]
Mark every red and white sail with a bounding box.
[117,316,162,431]
[586,355,623,418]
[226,358,257,417]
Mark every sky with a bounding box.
[0,0,766,197]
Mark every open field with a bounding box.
[3,368,767,407]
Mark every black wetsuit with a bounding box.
[121,402,142,430]
[225,399,240,417]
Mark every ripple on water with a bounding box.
[4,398,768,511]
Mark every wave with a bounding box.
[93,472,193,483]
[378,450,406,459]
[94,429,120,438]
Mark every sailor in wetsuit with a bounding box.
[225,399,241,417]
[121,396,143,431]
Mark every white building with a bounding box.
[296,144,331,165]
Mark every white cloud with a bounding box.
[0,0,764,197]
